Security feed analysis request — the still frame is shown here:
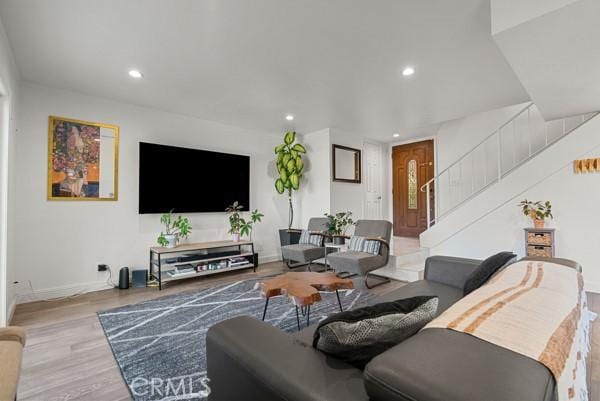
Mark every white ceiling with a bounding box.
[493,0,600,121]
[490,0,578,34]
[0,0,530,141]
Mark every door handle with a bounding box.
[377,196,382,200]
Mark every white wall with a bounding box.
[12,82,288,301]
[434,102,531,215]
[329,128,366,222]
[297,128,386,231]
[423,113,600,292]
[435,102,530,172]
[298,129,331,228]
[0,14,19,325]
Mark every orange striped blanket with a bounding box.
[426,260,593,401]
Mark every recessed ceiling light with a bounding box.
[128,69,143,79]
[393,133,400,138]
[402,67,415,77]
[285,115,294,121]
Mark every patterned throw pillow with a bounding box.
[348,235,366,251]
[349,236,381,255]
[298,230,324,247]
[298,229,311,244]
[363,239,381,255]
[313,296,439,368]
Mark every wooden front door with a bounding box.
[392,140,434,237]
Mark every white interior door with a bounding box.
[364,141,382,219]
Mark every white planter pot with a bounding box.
[232,233,240,242]
[164,234,178,248]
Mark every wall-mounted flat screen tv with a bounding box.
[139,142,250,214]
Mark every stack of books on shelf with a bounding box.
[196,261,228,272]
[229,257,250,268]
[167,264,196,277]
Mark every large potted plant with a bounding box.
[518,199,553,229]
[273,131,306,247]
[225,201,264,242]
[157,210,192,248]
[324,211,355,244]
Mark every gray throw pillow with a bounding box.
[313,296,438,368]
[463,251,516,295]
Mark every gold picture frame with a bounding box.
[48,116,119,201]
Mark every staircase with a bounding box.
[373,238,429,283]
[422,103,596,229]
[376,103,598,283]
[420,102,598,251]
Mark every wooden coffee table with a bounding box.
[257,272,354,330]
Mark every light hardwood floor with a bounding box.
[10,261,600,401]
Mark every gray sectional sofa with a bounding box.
[206,255,580,401]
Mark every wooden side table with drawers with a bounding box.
[524,228,555,257]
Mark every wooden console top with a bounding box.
[151,240,253,254]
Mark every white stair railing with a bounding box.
[421,103,597,228]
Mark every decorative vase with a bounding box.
[164,234,178,248]
[333,236,345,245]
[533,219,545,229]
[232,233,240,242]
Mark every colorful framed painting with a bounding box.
[48,116,119,201]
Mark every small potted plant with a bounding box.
[226,201,264,242]
[518,199,553,229]
[157,210,192,248]
[324,211,355,245]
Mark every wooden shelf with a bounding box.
[159,263,255,282]
[149,239,256,290]
[159,252,254,268]
[151,240,253,254]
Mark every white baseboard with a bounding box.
[15,253,282,305]
[16,280,113,304]
[585,281,600,294]
[259,253,281,264]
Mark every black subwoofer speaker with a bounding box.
[132,270,148,288]
[118,267,130,289]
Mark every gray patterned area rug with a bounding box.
[97,276,372,401]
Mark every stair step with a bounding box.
[393,248,429,266]
[373,261,426,283]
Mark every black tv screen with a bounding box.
[139,142,250,214]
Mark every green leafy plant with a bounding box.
[157,210,192,247]
[274,131,306,228]
[324,211,355,236]
[225,201,264,238]
[518,199,553,220]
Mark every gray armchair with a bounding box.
[327,219,392,288]
[281,217,330,271]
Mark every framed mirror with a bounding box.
[48,116,119,201]
[332,144,361,183]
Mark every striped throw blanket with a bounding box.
[426,260,594,401]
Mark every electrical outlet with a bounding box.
[98,264,108,272]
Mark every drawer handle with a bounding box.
[534,246,545,250]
